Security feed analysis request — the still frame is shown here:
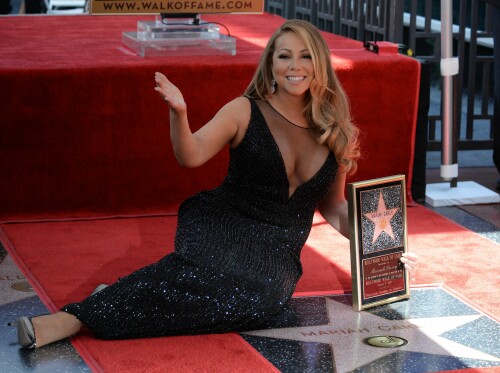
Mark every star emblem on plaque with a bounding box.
[363,191,400,245]
[348,175,409,311]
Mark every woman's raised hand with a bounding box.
[154,72,187,113]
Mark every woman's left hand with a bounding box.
[400,252,419,281]
[154,72,187,113]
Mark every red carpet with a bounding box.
[1,204,498,372]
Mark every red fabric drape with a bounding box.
[0,13,420,221]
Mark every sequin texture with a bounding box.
[62,99,338,339]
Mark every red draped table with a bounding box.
[0,13,420,221]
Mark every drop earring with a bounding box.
[270,78,276,94]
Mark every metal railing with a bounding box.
[265,0,495,154]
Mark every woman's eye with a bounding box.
[303,55,312,59]
[278,54,290,59]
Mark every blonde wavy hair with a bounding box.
[244,19,360,175]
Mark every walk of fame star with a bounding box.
[242,287,500,373]
[363,191,399,243]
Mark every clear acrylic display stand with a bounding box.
[122,15,236,57]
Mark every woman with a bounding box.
[13,19,417,349]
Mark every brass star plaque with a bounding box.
[348,175,410,311]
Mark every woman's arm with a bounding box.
[154,72,248,167]
[318,171,349,238]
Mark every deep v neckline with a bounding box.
[254,101,333,200]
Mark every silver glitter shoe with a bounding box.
[91,284,109,296]
[9,317,37,349]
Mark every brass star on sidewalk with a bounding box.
[364,191,399,243]
[243,296,500,373]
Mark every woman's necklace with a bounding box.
[266,101,309,129]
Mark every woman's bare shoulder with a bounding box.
[219,96,252,127]
[222,96,252,115]
[220,96,253,147]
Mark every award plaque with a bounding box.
[348,175,410,311]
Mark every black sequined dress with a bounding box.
[62,99,338,339]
